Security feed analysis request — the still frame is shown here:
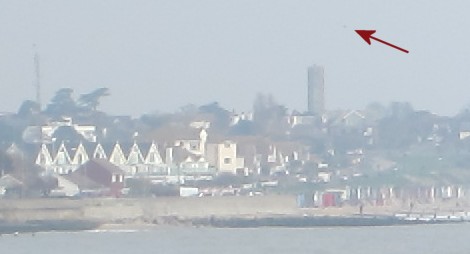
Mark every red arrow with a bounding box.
[355,30,409,54]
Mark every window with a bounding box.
[224,143,231,148]
[224,158,232,164]
[39,153,46,165]
[128,153,138,164]
[77,154,85,165]
[57,152,66,164]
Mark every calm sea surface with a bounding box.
[1,224,468,254]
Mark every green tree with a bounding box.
[376,102,437,149]
[229,120,256,136]
[198,102,231,130]
[0,150,13,176]
[77,87,110,112]
[17,100,40,117]
[253,93,287,136]
[45,88,77,116]
[0,120,24,143]
[364,101,387,122]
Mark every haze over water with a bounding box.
[2,224,468,254]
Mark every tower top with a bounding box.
[307,65,325,116]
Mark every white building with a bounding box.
[206,141,244,174]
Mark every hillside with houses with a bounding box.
[2,88,470,208]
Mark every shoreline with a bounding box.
[0,219,102,234]
[2,196,469,234]
[1,214,468,235]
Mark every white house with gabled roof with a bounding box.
[93,143,108,159]
[36,143,54,166]
[53,142,74,174]
[109,142,126,166]
[71,142,89,165]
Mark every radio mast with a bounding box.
[33,44,41,110]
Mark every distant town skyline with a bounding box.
[1,1,470,117]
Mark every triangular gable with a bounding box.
[332,110,366,127]
[35,144,53,166]
[267,145,277,163]
[54,142,72,165]
[127,143,144,165]
[277,151,285,164]
[145,142,163,165]
[184,157,193,163]
[109,142,126,165]
[196,156,206,163]
[6,143,22,156]
[93,143,107,159]
[72,143,90,165]
[343,110,365,120]
[0,174,23,188]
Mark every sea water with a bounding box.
[1,224,467,254]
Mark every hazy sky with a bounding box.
[1,0,469,116]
